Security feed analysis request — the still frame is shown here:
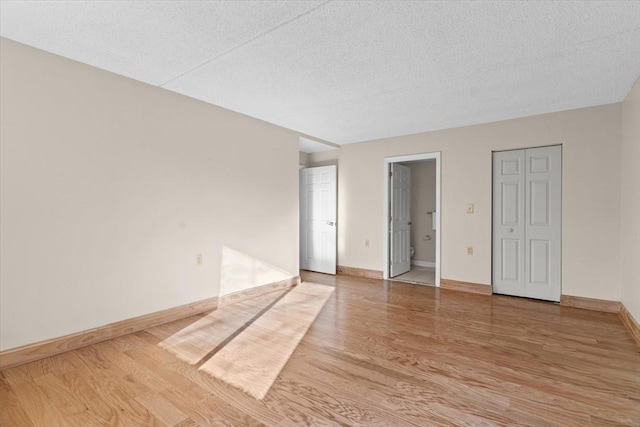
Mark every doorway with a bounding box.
[383,153,441,286]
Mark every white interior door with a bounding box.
[524,146,561,301]
[300,166,337,274]
[390,163,411,277]
[493,146,561,302]
[493,150,526,297]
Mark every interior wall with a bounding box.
[308,149,340,167]
[299,151,309,166]
[620,76,640,324]
[404,161,436,264]
[0,38,300,351]
[336,103,622,301]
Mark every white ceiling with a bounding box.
[299,137,337,154]
[2,1,639,144]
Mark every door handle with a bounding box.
[326,221,335,226]
[507,228,514,233]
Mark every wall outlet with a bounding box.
[466,246,473,255]
[196,254,203,265]
[466,203,475,214]
[365,239,370,247]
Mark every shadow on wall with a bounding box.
[220,246,292,297]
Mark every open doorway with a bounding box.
[383,153,441,286]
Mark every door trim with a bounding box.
[383,152,441,286]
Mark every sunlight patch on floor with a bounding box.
[158,282,334,399]
[156,290,283,364]
[200,282,334,399]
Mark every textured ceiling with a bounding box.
[2,1,639,144]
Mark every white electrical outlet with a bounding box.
[365,239,370,247]
[196,254,203,265]
[466,204,474,214]
[466,246,473,255]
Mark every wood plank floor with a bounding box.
[1,271,639,426]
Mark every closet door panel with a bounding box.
[492,150,526,297]
[524,146,561,302]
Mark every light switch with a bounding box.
[466,204,474,214]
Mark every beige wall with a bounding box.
[337,104,622,301]
[308,149,339,167]
[0,39,300,351]
[404,161,436,263]
[621,77,640,324]
[299,151,309,166]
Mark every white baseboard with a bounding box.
[411,260,435,268]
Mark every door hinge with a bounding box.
[389,171,393,177]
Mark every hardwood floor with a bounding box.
[1,271,639,426]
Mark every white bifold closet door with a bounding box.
[492,146,561,302]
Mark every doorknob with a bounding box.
[326,221,335,226]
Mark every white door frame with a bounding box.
[383,152,441,286]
